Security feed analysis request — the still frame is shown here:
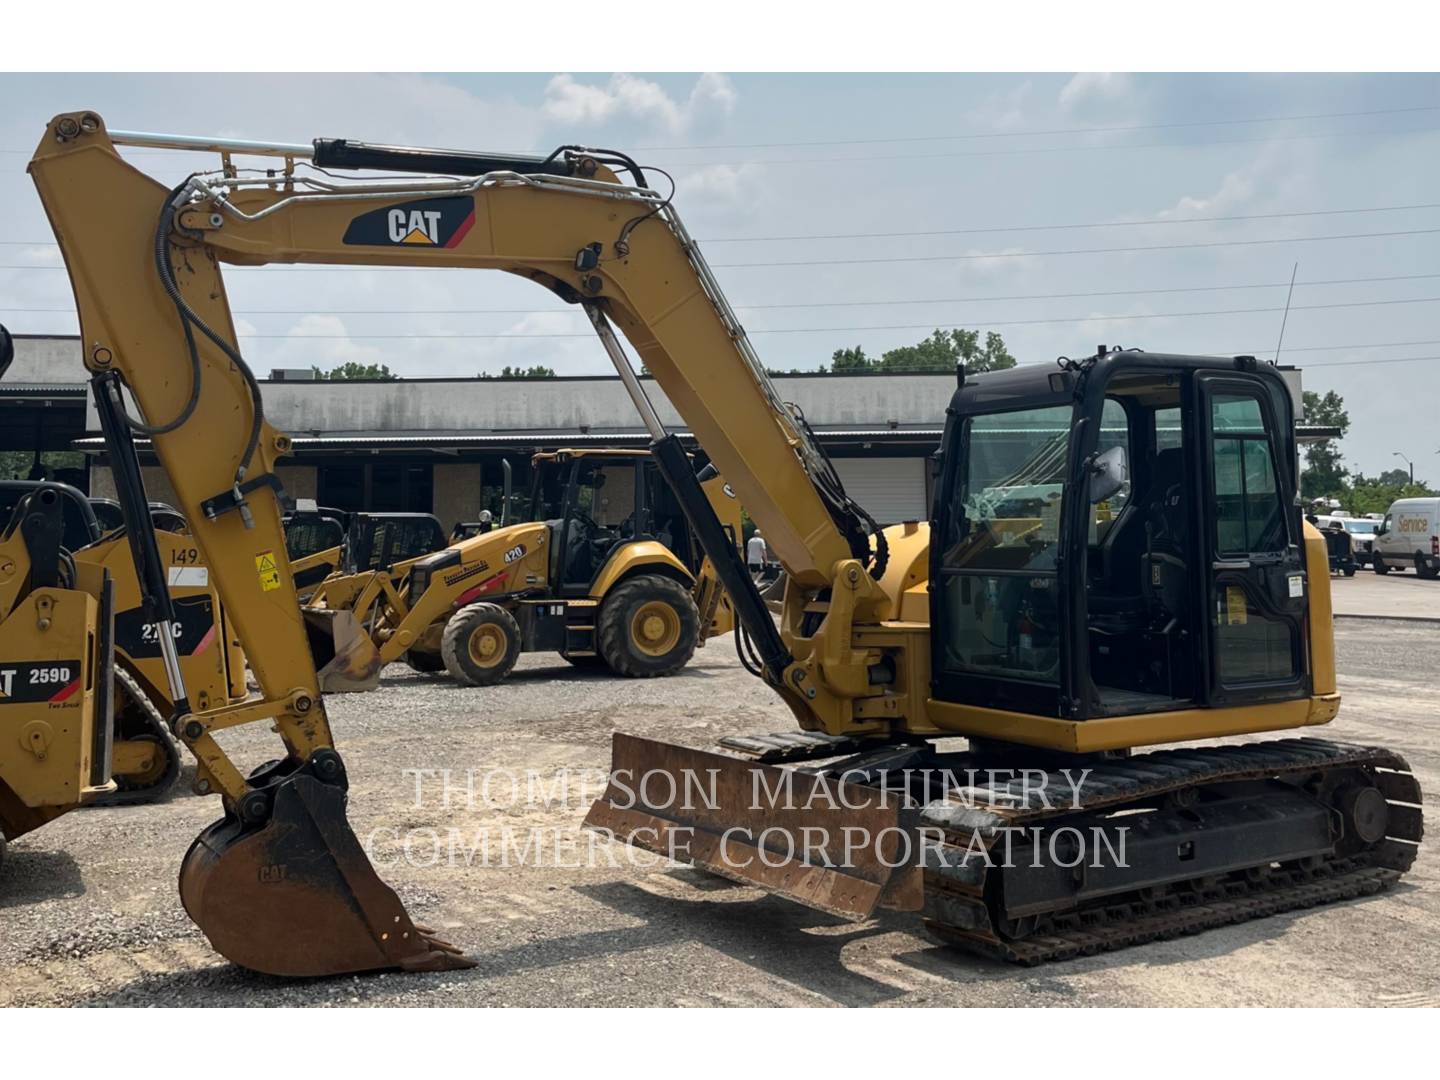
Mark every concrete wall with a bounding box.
[88,463,317,511]
[431,463,482,533]
[11,334,956,436]
[13,334,1307,434]
[5,336,79,384]
[249,373,954,436]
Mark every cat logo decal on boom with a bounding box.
[343,196,477,249]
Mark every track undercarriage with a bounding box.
[587,734,1423,965]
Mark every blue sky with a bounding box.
[2,72,1438,477]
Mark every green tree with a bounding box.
[1344,473,1433,516]
[1376,467,1412,488]
[878,329,1016,374]
[312,361,397,381]
[0,450,85,481]
[828,345,873,373]
[478,364,558,378]
[1299,389,1349,499]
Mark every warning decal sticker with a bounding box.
[255,551,282,592]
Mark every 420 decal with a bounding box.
[343,196,476,249]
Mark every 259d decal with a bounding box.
[343,196,476,249]
[0,661,83,705]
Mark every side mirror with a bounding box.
[1089,445,1129,505]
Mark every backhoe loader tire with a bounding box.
[598,574,699,678]
[405,649,446,674]
[442,603,521,686]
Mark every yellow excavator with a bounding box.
[303,447,739,691]
[17,112,1421,976]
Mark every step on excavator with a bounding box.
[19,112,1421,977]
[303,447,739,692]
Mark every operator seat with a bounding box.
[1140,448,1189,620]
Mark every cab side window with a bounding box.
[1210,393,1285,555]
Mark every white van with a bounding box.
[1372,497,1440,578]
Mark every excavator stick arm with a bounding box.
[27,114,469,977]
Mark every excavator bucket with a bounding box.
[585,733,923,919]
[303,608,382,692]
[179,766,474,977]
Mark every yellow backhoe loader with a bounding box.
[17,112,1420,978]
[303,448,739,691]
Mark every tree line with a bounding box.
[1301,389,1434,514]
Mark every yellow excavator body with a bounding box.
[18,110,1419,977]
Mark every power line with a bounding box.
[4,104,1437,160]
[701,203,1440,243]
[7,224,1438,276]
[1307,352,1440,369]
[631,104,1440,151]
[13,294,1426,340]
[1,120,1436,176]
[656,123,1440,168]
[7,271,1440,316]
[711,227,1440,268]
[7,200,1440,249]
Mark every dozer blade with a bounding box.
[179,766,474,977]
[584,733,923,920]
[304,608,382,693]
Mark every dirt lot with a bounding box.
[1,621,1436,1008]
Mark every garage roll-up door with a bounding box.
[831,457,928,526]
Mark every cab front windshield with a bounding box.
[939,403,1077,682]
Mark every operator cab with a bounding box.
[527,450,700,595]
[931,350,1309,722]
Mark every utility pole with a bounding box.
[1393,451,1414,485]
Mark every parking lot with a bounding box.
[1331,566,1438,622]
[0,617,1435,1008]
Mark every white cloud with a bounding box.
[264,314,388,372]
[676,163,763,204]
[1058,72,1134,113]
[968,81,1033,131]
[542,73,736,135]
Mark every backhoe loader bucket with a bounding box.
[179,754,474,977]
[303,607,382,692]
[584,733,923,919]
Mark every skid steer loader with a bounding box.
[305,449,739,691]
[0,481,245,816]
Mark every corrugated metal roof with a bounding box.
[72,425,945,452]
[0,385,87,398]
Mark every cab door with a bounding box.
[1197,375,1309,706]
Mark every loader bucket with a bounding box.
[584,733,923,920]
[179,765,474,977]
[304,607,382,693]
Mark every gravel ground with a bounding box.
[1,622,1436,1008]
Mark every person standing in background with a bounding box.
[746,529,767,576]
